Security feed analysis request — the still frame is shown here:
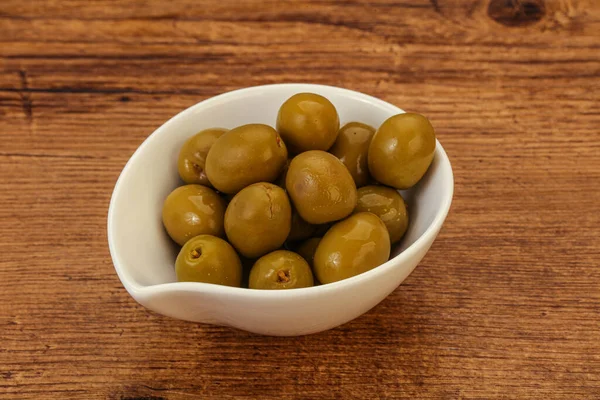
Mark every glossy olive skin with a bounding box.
[287,209,317,242]
[314,212,390,284]
[177,128,227,186]
[368,113,436,189]
[249,250,314,289]
[276,93,340,153]
[296,237,321,268]
[175,235,242,287]
[162,184,226,246]
[205,124,288,194]
[329,122,376,187]
[355,186,408,244]
[286,150,357,224]
[225,183,292,258]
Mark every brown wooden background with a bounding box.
[1,0,599,398]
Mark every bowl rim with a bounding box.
[107,83,454,300]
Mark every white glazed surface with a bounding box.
[107,84,454,336]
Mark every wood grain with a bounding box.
[1,0,599,398]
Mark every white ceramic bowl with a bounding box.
[107,83,453,336]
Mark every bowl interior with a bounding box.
[108,84,452,290]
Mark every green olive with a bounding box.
[175,235,242,287]
[355,186,408,244]
[249,250,314,289]
[177,128,227,186]
[276,93,340,153]
[368,113,436,189]
[295,237,321,268]
[329,122,376,187]
[314,212,390,284]
[286,150,357,224]
[162,184,226,246]
[224,183,292,258]
[205,124,288,194]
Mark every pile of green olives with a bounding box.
[162,92,436,290]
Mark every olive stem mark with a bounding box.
[277,270,291,283]
[191,249,202,258]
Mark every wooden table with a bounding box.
[1,0,599,398]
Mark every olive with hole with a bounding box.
[249,250,314,289]
[296,237,321,268]
[368,113,436,189]
[314,212,390,284]
[276,93,340,153]
[286,150,357,224]
[205,124,288,194]
[329,122,376,187]
[177,128,227,186]
[225,183,292,258]
[162,184,226,246]
[175,235,242,286]
[355,185,409,244]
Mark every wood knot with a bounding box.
[488,0,545,27]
